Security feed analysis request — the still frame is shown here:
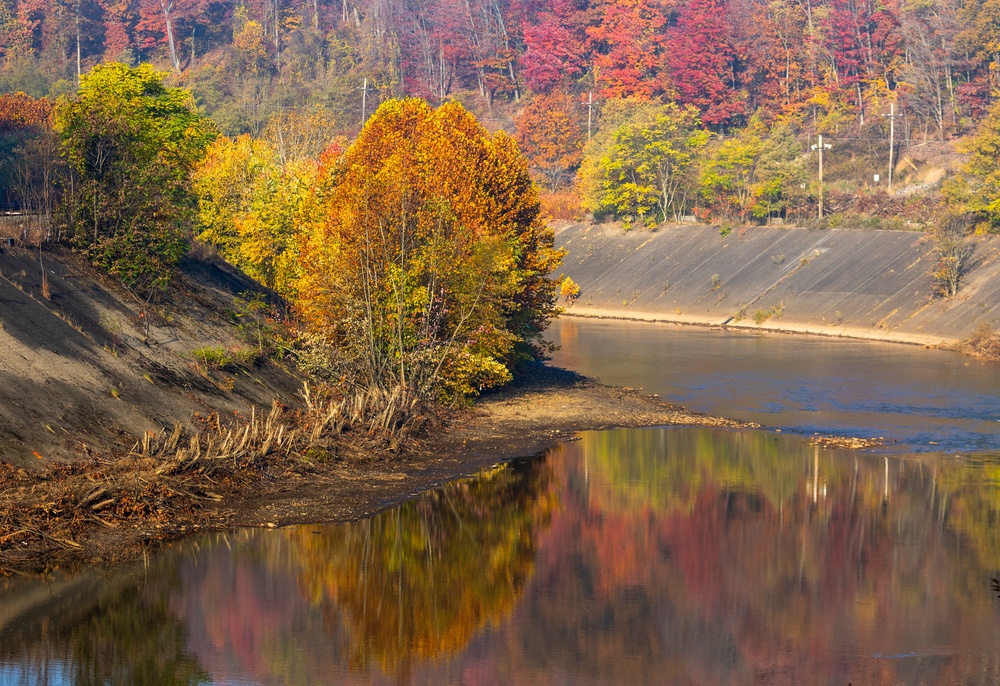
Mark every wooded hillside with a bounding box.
[4,0,1000,306]
[6,0,1000,228]
[0,0,991,139]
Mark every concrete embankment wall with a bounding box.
[553,222,1000,346]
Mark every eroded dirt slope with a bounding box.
[0,244,304,468]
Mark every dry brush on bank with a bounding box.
[0,384,437,576]
[961,323,1000,362]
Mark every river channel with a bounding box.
[2,319,1000,685]
[549,317,1000,453]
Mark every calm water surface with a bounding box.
[3,321,1000,685]
[549,317,1000,453]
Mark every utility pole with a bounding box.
[811,134,831,219]
[586,92,594,142]
[884,102,896,193]
[361,77,370,126]
[75,0,81,86]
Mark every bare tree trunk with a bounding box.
[945,63,957,127]
[856,82,864,124]
[273,0,281,68]
[491,0,518,100]
[75,0,81,85]
[160,0,181,74]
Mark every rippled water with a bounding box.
[3,321,1000,684]
[548,317,1000,453]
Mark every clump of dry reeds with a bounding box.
[303,383,423,438]
[142,402,297,476]
[0,382,434,574]
[136,383,428,474]
[962,322,1000,362]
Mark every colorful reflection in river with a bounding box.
[3,427,1000,684]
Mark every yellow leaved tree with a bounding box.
[193,110,338,296]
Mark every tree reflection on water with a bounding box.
[0,580,208,686]
[279,459,555,675]
[149,456,555,684]
[513,428,1000,685]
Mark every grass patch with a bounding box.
[191,345,261,372]
[752,302,784,325]
[191,346,234,371]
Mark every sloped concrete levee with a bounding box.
[554,222,1000,346]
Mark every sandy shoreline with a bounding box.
[561,307,959,348]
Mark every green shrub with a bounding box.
[55,63,216,295]
[192,346,234,370]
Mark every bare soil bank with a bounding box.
[0,364,751,575]
[0,243,303,468]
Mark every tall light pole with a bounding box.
[586,91,595,142]
[884,102,896,193]
[811,135,832,219]
[361,77,371,126]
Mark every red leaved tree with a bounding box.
[587,0,667,100]
[665,0,747,126]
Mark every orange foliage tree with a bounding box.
[0,92,53,132]
[281,462,554,673]
[514,90,584,192]
[297,98,563,399]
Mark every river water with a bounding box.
[549,318,1000,453]
[3,319,1000,685]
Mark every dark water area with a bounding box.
[548,317,1000,454]
[4,429,1000,684]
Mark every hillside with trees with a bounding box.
[3,0,1000,357]
[2,62,562,402]
[3,0,1000,231]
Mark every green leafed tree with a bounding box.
[580,101,708,226]
[943,98,1000,232]
[699,115,806,223]
[55,62,217,295]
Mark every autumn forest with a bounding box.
[4,0,1000,225]
[1,0,994,131]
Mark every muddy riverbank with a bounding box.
[0,365,754,576]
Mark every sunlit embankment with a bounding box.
[555,222,1000,346]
